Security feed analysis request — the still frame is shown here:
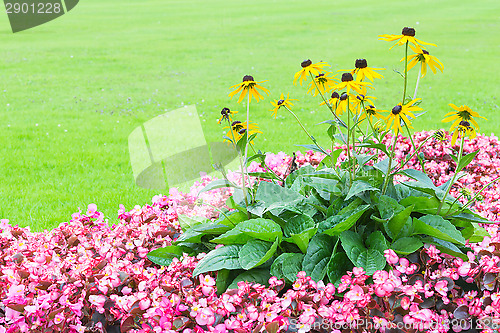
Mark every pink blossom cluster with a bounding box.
[0,131,499,332]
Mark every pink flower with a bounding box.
[196,308,215,326]
[384,249,399,265]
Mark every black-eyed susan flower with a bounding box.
[217,107,239,124]
[450,120,476,146]
[379,27,437,50]
[442,104,486,133]
[307,72,338,96]
[351,59,384,82]
[358,104,385,124]
[432,130,447,142]
[334,73,371,95]
[350,94,376,114]
[320,91,340,108]
[269,93,297,118]
[384,99,422,134]
[229,75,270,103]
[224,120,262,144]
[335,93,351,116]
[403,44,443,78]
[293,59,330,86]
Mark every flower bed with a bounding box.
[1,131,499,333]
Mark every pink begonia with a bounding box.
[384,249,399,265]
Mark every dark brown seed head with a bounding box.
[331,92,340,99]
[341,73,354,82]
[221,107,230,115]
[238,128,247,134]
[422,50,429,55]
[356,94,365,101]
[392,105,402,115]
[242,75,254,82]
[460,120,471,127]
[402,27,416,37]
[277,99,284,106]
[355,59,368,69]
[316,73,325,78]
[340,93,348,101]
[301,59,312,68]
[231,120,242,127]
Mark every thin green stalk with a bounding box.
[402,42,409,104]
[249,143,284,184]
[393,135,433,173]
[283,105,328,154]
[444,193,465,216]
[413,66,422,100]
[361,100,380,143]
[459,176,500,213]
[199,200,235,226]
[381,130,399,195]
[403,121,427,172]
[437,135,465,215]
[346,96,353,185]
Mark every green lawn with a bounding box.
[0,0,499,231]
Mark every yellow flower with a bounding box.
[379,27,437,50]
[403,44,443,78]
[334,93,352,116]
[350,94,376,114]
[358,104,386,124]
[334,73,371,95]
[351,59,384,82]
[450,121,476,146]
[229,75,270,103]
[224,120,262,144]
[217,107,238,124]
[293,59,330,86]
[384,99,422,134]
[307,72,338,96]
[442,104,486,133]
[269,93,297,118]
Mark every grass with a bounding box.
[0,0,499,231]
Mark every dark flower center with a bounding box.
[301,59,312,68]
[402,27,416,36]
[221,107,230,115]
[316,73,325,78]
[355,59,368,69]
[356,94,365,101]
[331,92,340,99]
[422,50,429,55]
[392,105,402,115]
[459,120,471,127]
[277,99,285,106]
[341,73,354,82]
[231,120,242,127]
[366,105,376,115]
[238,128,247,134]
[242,75,254,82]
[340,93,348,101]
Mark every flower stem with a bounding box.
[393,135,433,174]
[346,97,353,185]
[283,105,329,155]
[437,135,465,215]
[403,121,426,172]
[227,118,250,217]
[413,66,421,100]
[459,176,500,213]
[402,42,409,104]
[249,143,284,184]
[381,130,399,195]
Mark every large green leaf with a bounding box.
[340,230,366,265]
[413,215,465,245]
[177,214,210,231]
[284,227,318,254]
[387,205,414,240]
[398,169,450,201]
[174,228,204,244]
[421,237,467,260]
[355,249,386,275]
[391,237,424,255]
[319,205,370,236]
[400,196,441,215]
[191,221,230,235]
[327,252,353,286]
[239,238,279,270]
[227,269,272,289]
[283,214,315,237]
[468,223,489,243]
[302,234,336,282]
[285,165,316,188]
[345,180,379,200]
[211,218,282,244]
[193,245,243,276]
[366,231,388,254]
[215,210,248,228]
[456,150,479,174]
[255,181,306,216]
[358,140,389,156]
[215,269,232,295]
[282,253,305,283]
[376,195,404,221]
[147,245,193,266]
[270,253,293,280]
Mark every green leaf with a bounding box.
[302,234,336,282]
[391,237,424,255]
[327,252,353,286]
[215,210,248,228]
[295,144,329,155]
[358,140,389,156]
[197,179,234,197]
[456,150,479,174]
[283,214,315,237]
[468,223,489,243]
[330,148,343,168]
[345,180,379,200]
[373,158,391,175]
[387,205,414,240]
[247,172,281,180]
[340,230,366,265]
[398,169,448,200]
[284,227,318,254]
[270,253,292,280]
[215,269,231,295]
[400,196,441,215]
[174,228,204,244]
[421,237,467,260]
[327,124,336,141]
[413,215,465,245]
[191,221,231,235]
[377,195,404,221]
[193,245,243,276]
[285,165,315,188]
[282,253,305,283]
[355,249,386,275]
[255,181,306,216]
[451,212,492,224]
[319,205,370,236]
[239,238,279,270]
[177,214,210,231]
[147,245,193,266]
[366,231,388,254]
[227,269,272,289]
[211,218,282,244]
